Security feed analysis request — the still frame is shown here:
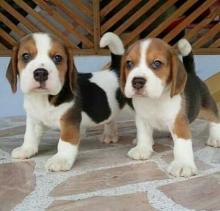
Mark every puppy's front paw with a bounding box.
[100,134,118,144]
[127,146,152,160]
[45,154,73,172]
[206,138,220,148]
[168,160,197,177]
[11,146,38,159]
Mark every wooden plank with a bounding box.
[193,48,220,54]
[0,0,39,32]
[205,72,220,94]
[100,0,123,17]
[0,13,25,37]
[0,49,11,56]
[53,0,93,35]
[209,39,220,48]
[164,0,216,43]
[115,0,158,35]
[92,0,100,53]
[34,0,93,48]
[148,0,197,38]
[186,9,219,40]
[13,0,76,49]
[0,28,17,46]
[0,42,7,50]
[124,0,178,45]
[193,23,220,48]
[101,1,141,33]
[71,0,93,17]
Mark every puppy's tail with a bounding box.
[100,32,124,71]
[177,38,196,75]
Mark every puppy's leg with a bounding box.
[46,120,80,172]
[199,103,220,147]
[168,115,197,177]
[100,121,118,144]
[12,116,44,159]
[127,114,153,160]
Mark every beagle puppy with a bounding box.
[6,32,130,171]
[120,38,220,177]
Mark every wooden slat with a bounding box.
[164,0,216,43]
[0,13,25,37]
[34,0,93,48]
[101,1,141,33]
[209,39,220,48]
[0,0,39,32]
[124,0,178,45]
[193,48,220,54]
[100,0,123,17]
[193,23,220,48]
[71,0,93,17]
[0,42,7,50]
[13,0,76,49]
[148,0,197,38]
[205,72,220,94]
[186,9,219,40]
[0,28,17,46]
[115,0,158,35]
[53,0,93,35]
[93,0,100,53]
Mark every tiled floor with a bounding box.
[0,117,220,211]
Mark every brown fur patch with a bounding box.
[120,41,141,92]
[172,111,191,139]
[17,36,37,72]
[60,106,81,145]
[146,39,172,84]
[198,107,220,123]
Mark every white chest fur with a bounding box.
[24,94,74,129]
[133,93,182,131]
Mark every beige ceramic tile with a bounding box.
[50,162,167,196]
[160,172,220,210]
[48,192,154,211]
[0,161,36,211]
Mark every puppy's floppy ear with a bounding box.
[170,50,187,97]
[6,46,19,93]
[66,48,77,94]
[120,55,126,93]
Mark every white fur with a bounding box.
[101,121,118,144]
[100,32,124,55]
[20,33,62,95]
[178,38,192,56]
[12,116,44,159]
[45,139,78,171]
[168,139,197,177]
[124,39,165,99]
[207,122,220,147]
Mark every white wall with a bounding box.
[0,55,219,118]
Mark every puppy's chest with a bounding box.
[24,96,73,129]
[133,96,181,130]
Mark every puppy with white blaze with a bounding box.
[120,38,220,177]
[6,32,131,171]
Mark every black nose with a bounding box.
[132,77,146,90]
[33,68,48,82]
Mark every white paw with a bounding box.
[206,138,220,148]
[100,134,118,144]
[132,138,137,145]
[11,146,38,159]
[45,154,74,172]
[127,146,152,160]
[168,160,197,177]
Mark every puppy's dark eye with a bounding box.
[53,55,63,64]
[126,60,134,70]
[22,53,31,63]
[152,60,162,69]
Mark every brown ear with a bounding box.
[67,48,77,94]
[170,51,187,97]
[120,55,126,93]
[6,46,18,93]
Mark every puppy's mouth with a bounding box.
[32,82,49,92]
[133,89,147,97]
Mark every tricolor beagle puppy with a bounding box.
[6,32,130,171]
[120,38,220,177]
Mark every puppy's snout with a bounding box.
[132,77,146,90]
[33,68,48,82]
